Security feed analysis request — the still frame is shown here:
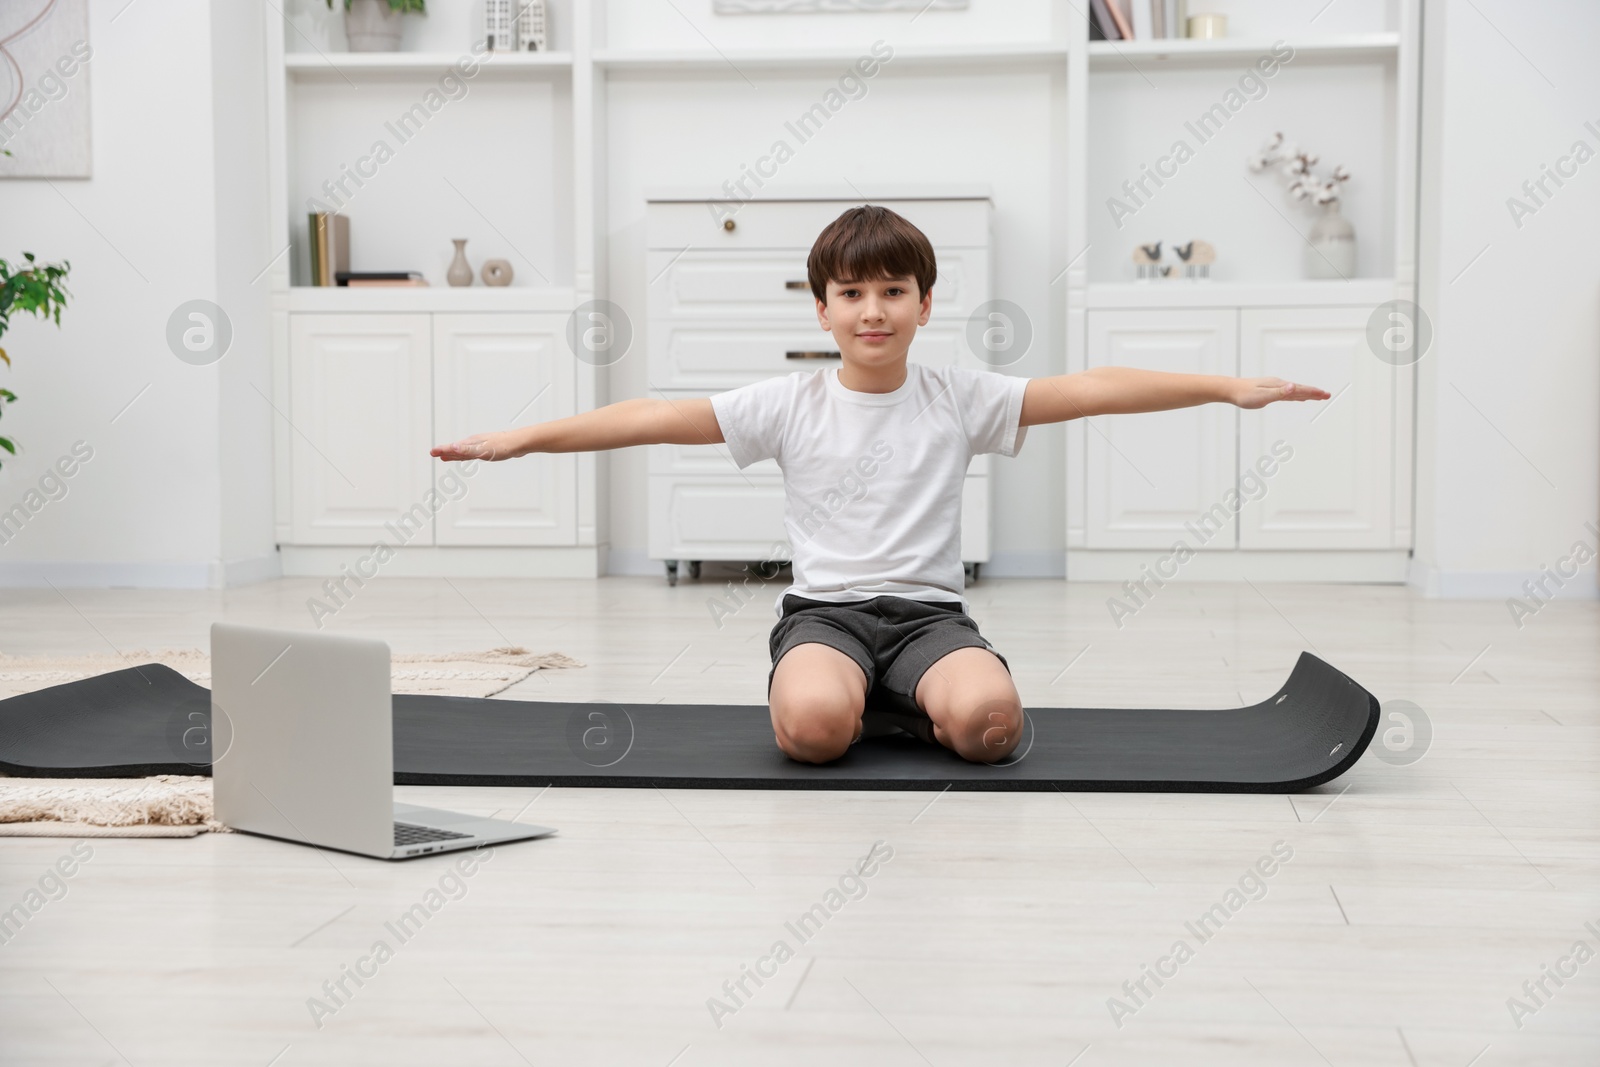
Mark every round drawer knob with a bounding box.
[722,218,736,232]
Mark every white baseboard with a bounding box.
[976,550,1068,578]
[1407,558,1600,600]
[0,553,284,589]
[211,552,283,588]
[279,544,608,579]
[1066,549,1411,583]
[604,548,666,577]
[0,561,214,588]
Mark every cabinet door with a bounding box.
[1085,309,1237,549]
[289,314,433,545]
[432,313,577,546]
[1239,308,1395,548]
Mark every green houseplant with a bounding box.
[326,0,426,53]
[0,253,71,470]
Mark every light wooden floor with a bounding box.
[1,572,1596,1066]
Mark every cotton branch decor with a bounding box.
[1248,132,1350,205]
[1248,132,1356,278]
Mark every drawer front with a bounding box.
[647,198,991,250]
[648,248,987,322]
[649,320,973,390]
[647,474,990,562]
[647,476,789,559]
[647,428,989,479]
[648,440,780,478]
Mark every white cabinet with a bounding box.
[284,310,578,549]
[644,195,996,579]
[1238,307,1396,548]
[1084,303,1406,558]
[432,314,577,546]
[288,314,433,546]
[1086,309,1237,549]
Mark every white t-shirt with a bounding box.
[709,361,1030,618]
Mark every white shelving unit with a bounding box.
[592,42,1070,72]
[1065,0,1420,581]
[264,1,600,578]
[1086,33,1399,66]
[283,51,575,75]
[261,0,1420,582]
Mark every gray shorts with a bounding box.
[766,593,1010,720]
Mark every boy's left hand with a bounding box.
[1231,376,1332,409]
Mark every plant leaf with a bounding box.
[0,436,15,454]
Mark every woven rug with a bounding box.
[0,646,585,837]
[0,776,223,837]
[0,646,585,701]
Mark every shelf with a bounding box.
[1084,279,1396,309]
[1088,33,1398,69]
[285,51,573,77]
[284,286,576,313]
[594,42,1067,73]
[643,183,993,202]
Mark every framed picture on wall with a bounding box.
[0,0,92,179]
[714,0,968,12]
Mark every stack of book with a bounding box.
[1091,0,1187,40]
[306,212,429,287]
[336,271,429,288]
[307,212,349,287]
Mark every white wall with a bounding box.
[1412,0,1600,598]
[0,0,273,587]
[213,0,278,584]
[4,0,1596,596]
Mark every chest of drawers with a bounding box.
[643,193,994,586]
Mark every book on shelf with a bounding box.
[336,271,429,287]
[1094,1,1188,42]
[1090,0,1121,39]
[1104,0,1134,40]
[1131,0,1154,41]
[307,212,349,287]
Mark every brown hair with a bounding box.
[806,205,937,304]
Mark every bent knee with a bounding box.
[954,696,1025,761]
[771,696,862,764]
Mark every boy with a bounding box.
[431,205,1329,766]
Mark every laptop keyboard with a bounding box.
[394,822,472,847]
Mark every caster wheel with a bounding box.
[665,560,679,587]
[687,561,702,580]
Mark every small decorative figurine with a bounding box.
[1173,240,1216,280]
[1132,241,1165,281]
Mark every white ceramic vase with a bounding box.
[345,0,403,53]
[447,239,473,287]
[1305,201,1356,279]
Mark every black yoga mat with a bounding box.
[0,652,1378,792]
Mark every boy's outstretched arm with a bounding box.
[430,397,726,461]
[1018,367,1330,426]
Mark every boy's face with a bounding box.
[815,275,932,371]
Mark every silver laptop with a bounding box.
[210,622,555,860]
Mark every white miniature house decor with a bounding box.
[517,1,547,51]
[484,0,516,51]
[1249,132,1355,280]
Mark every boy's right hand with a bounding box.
[430,432,517,462]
